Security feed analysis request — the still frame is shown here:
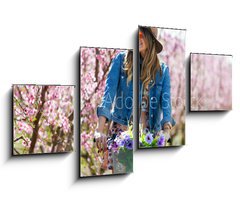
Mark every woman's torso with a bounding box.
[138,62,169,132]
[111,52,133,126]
[109,54,170,132]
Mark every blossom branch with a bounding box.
[29,86,48,154]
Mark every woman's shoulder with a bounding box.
[115,51,127,60]
[160,62,168,69]
[160,62,169,74]
[111,51,127,67]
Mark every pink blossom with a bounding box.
[13,85,74,154]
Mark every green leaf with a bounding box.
[151,138,158,146]
[32,117,37,122]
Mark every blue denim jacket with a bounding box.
[97,52,133,126]
[97,52,175,131]
[139,62,176,132]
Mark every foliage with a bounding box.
[139,127,166,148]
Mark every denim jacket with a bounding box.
[139,60,176,132]
[97,52,175,131]
[97,52,133,126]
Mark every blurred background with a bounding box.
[191,54,232,111]
[158,28,186,145]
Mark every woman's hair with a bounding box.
[139,27,162,89]
[123,50,133,84]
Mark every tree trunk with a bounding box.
[29,86,48,154]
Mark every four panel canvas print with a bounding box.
[11,26,233,178]
[190,53,232,111]
[13,84,74,155]
[138,26,186,148]
[80,47,133,177]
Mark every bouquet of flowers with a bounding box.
[108,125,133,173]
[139,128,167,148]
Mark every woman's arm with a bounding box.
[96,116,107,133]
[95,53,123,151]
[95,116,107,151]
[97,53,122,121]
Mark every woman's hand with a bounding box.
[163,122,172,143]
[95,116,108,152]
[95,132,107,152]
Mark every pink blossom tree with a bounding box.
[158,28,186,145]
[191,53,232,111]
[80,47,122,176]
[13,85,74,154]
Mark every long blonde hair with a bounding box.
[123,50,133,84]
[140,27,162,89]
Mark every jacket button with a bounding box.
[150,80,153,83]
[121,75,124,79]
[150,97,154,100]
[151,114,153,118]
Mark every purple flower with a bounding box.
[145,133,153,144]
[117,139,125,147]
[124,134,130,141]
[157,134,165,147]
[111,142,119,153]
[125,139,133,150]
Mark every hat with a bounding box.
[140,26,163,54]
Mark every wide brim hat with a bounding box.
[140,26,163,54]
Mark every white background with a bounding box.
[0,0,240,200]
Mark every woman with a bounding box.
[94,49,133,173]
[139,26,175,147]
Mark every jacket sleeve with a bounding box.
[160,65,175,128]
[97,53,122,121]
